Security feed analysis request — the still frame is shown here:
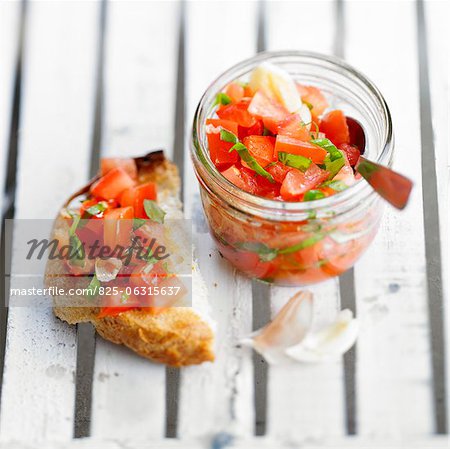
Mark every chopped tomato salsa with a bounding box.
[199,62,371,285]
[61,157,187,318]
[205,63,361,204]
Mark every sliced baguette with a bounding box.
[45,151,214,367]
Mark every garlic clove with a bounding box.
[95,257,122,283]
[241,291,313,364]
[285,309,359,363]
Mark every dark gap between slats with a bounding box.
[416,0,448,434]
[334,0,358,435]
[165,0,186,439]
[74,0,107,438]
[0,0,27,417]
[251,0,270,437]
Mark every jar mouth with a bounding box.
[191,50,393,220]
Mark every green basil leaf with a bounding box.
[143,199,166,224]
[220,129,239,144]
[322,179,348,192]
[214,92,232,106]
[69,234,85,267]
[85,274,101,298]
[278,233,325,255]
[323,154,345,178]
[120,291,130,304]
[303,190,326,201]
[230,143,275,183]
[133,218,146,230]
[311,138,345,177]
[278,152,312,171]
[69,214,81,236]
[84,202,106,218]
[237,242,278,262]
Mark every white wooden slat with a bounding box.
[0,436,449,449]
[425,0,450,431]
[0,0,20,215]
[178,0,258,438]
[90,0,179,439]
[346,0,434,437]
[0,0,100,442]
[264,0,346,441]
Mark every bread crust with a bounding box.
[45,151,214,367]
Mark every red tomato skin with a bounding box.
[238,119,264,139]
[280,164,329,201]
[206,118,239,167]
[103,206,134,249]
[296,84,329,116]
[266,161,291,183]
[338,143,360,166]
[242,135,276,168]
[274,135,328,164]
[216,99,257,128]
[100,158,137,179]
[221,165,258,194]
[248,91,289,133]
[319,110,350,146]
[120,182,157,219]
[277,113,311,141]
[224,82,245,103]
[90,167,135,201]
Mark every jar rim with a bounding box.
[191,50,393,218]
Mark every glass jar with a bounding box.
[190,51,393,286]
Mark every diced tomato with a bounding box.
[280,164,329,201]
[90,167,135,201]
[205,118,239,167]
[103,206,134,249]
[296,84,329,116]
[238,119,264,139]
[216,99,257,128]
[248,91,289,134]
[120,181,157,219]
[224,82,245,103]
[217,241,277,279]
[221,165,258,194]
[277,113,311,141]
[266,161,291,183]
[320,110,350,146]
[98,306,135,318]
[338,143,360,166]
[242,136,276,168]
[274,135,327,164]
[100,158,137,179]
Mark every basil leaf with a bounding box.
[278,233,325,255]
[69,214,81,236]
[278,152,312,171]
[237,242,278,262]
[85,274,101,298]
[311,138,345,177]
[133,218,146,230]
[323,179,348,192]
[120,291,130,304]
[304,190,325,201]
[220,129,239,144]
[220,129,275,183]
[84,202,106,217]
[143,199,166,224]
[214,92,232,106]
[69,234,85,266]
[230,143,275,183]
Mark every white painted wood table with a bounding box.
[0,0,448,448]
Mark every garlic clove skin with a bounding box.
[241,291,313,364]
[285,309,359,363]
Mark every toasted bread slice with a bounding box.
[45,151,214,367]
